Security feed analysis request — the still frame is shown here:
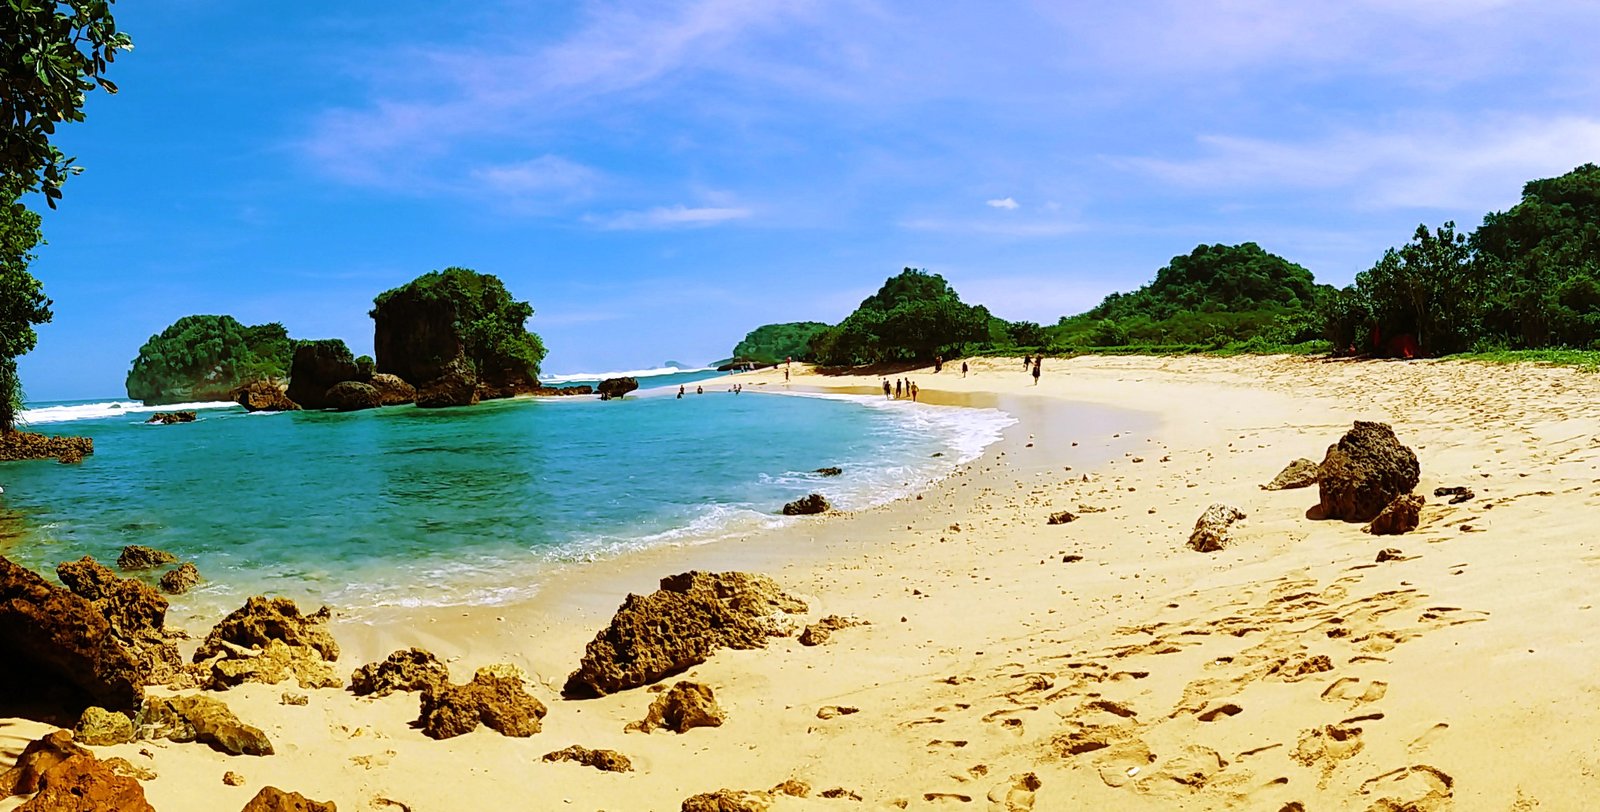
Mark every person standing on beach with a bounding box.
[895,379,903,399]
[1032,357,1041,386]
[961,361,969,378]
[934,355,943,373]
[883,379,892,399]
[784,367,790,383]
[1023,354,1032,371]
[911,382,919,401]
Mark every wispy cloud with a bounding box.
[587,205,753,230]
[985,197,1020,210]
[1115,115,1600,211]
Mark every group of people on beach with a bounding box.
[883,377,919,401]
[677,383,737,398]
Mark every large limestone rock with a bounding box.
[564,571,807,698]
[627,681,726,733]
[1315,421,1420,522]
[597,377,639,401]
[139,694,274,756]
[1262,458,1319,491]
[239,787,337,812]
[324,381,382,412]
[15,754,154,812]
[1187,504,1247,553]
[285,340,361,410]
[195,597,339,663]
[1366,493,1425,535]
[232,380,300,413]
[348,648,449,698]
[208,639,341,691]
[0,555,145,712]
[55,556,169,640]
[116,545,177,571]
[413,356,479,409]
[76,706,135,746]
[367,373,415,406]
[0,731,90,796]
[416,668,548,740]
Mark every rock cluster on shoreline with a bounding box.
[0,430,93,463]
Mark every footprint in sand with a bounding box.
[1359,765,1453,811]
[1291,724,1365,787]
[1198,702,1243,722]
[1407,722,1450,754]
[986,772,1041,811]
[1321,677,1388,706]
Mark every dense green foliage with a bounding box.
[125,316,294,404]
[372,267,546,380]
[730,322,829,364]
[0,199,51,428]
[2,0,131,205]
[808,269,993,365]
[1049,243,1327,350]
[1322,164,1600,355]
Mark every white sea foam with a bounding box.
[542,365,713,383]
[19,399,238,425]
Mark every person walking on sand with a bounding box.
[1032,357,1041,386]
[1023,354,1032,372]
[883,379,892,399]
[784,367,790,383]
[934,355,943,373]
[911,382,919,402]
[961,360,969,378]
[895,378,903,399]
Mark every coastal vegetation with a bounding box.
[125,316,295,405]
[731,322,830,365]
[371,267,548,391]
[807,269,994,365]
[0,201,52,430]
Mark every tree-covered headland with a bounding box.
[125,316,295,404]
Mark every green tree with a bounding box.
[811,269,991,365]
[0,199,51,429]
[1354,223,1477,353]
[371,267,547,380]
[125,315,295,405]
[2,0,132,206]
[731,321,830,364]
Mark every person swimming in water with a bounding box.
[677,385,685,399]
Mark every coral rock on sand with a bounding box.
[367,373,415,406]
[542,745,634,772]
[146,410,197,424]
[1366,493,1425,536]
[1046,510,1077,525]
[681,781,810,812]
[781,493,830,516]
[416,668,547,740]
[195,597,339,663]
[0,731,90,796]
[1262,458,1320,491]
[159,562,201,595]
[323,381,383,412]
[627,681,726,733]
[799,615,866,646]
[15,754,155,812]
[55,556,170,640]
[76,706,136,746]
[223,771,246,786]
[208,639,341,691]
[1315,421,1420,522]
[239,787,337,812]
[348,648,449,697]
[232,380,300,412]
[117,545,177,571]
[1187,504,1247,553]
[1376,548,1407,563]
[597,376,639,400]
[139,694,274,756]
[564,571,807,698]
[0,555,146,712]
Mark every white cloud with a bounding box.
[587,205,753,230]
[468,155,598,196]
[1115,115,1600,211]
[985,197,1020,210]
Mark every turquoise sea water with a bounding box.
[0,370,1012,619]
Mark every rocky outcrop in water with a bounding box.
[597,377,639,400]
[285,340,361,411]
[117,545,177,571]
[532,385,594,396]
[367,373,415,406]
[413,357,480,409]
[0,431,93,463]
[627,681,726,733]
[0,555,146,713]
[324,381,382,412]
[232,380,300,412]
[417,667,548,740]
[53,556,185,691]
[140,694,274,756]
[146,410,197,425]
[159,562,201,595]
[1315,421,1420,522]
[348,648,449,697]
[782,493,830,515]
[565,571,807,698]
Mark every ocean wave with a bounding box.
[20,399,239,425]
[542,366,713,383]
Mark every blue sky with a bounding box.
[20,0,1600,399]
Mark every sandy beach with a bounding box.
[7,353,1599,811]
